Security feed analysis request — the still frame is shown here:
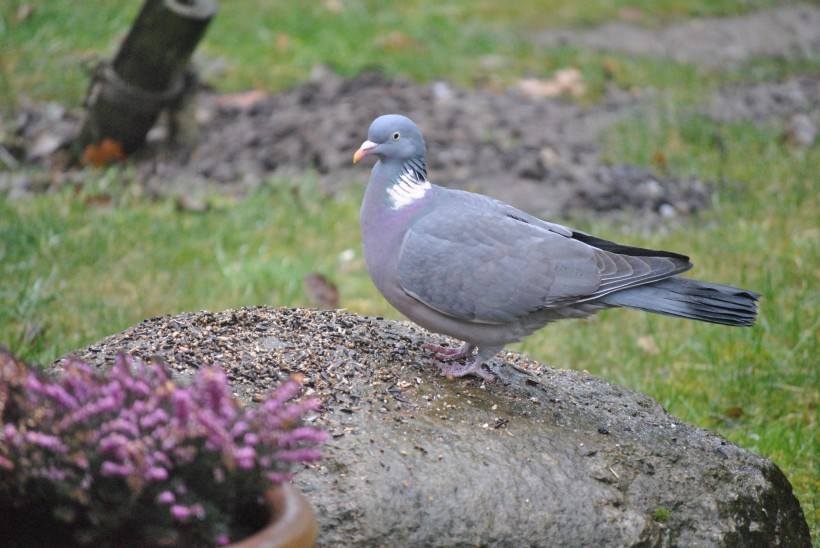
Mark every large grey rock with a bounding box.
[62,307,811,547]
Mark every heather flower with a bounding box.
[0,348,327,546]
[157,490,176,504]
[24,431,68,453]
[170,504,194,520]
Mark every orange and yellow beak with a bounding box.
[353,140,378,163]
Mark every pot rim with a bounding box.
[228,483,317,548]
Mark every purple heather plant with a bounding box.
[0,348,327,547]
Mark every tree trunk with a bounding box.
[75,0,217,160]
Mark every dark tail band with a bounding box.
[600,277,760,327]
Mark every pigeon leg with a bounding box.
[424,342,473,361]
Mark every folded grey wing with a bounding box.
[395,210,606,324]
[396,208,694,324]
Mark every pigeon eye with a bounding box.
[391,131,401,141]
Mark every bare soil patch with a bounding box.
[2,5,817,220]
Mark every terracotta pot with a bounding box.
[229,484,318,548]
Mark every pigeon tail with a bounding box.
[600,277,760,327]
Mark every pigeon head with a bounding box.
[353,114,426,165]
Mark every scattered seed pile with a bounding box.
[62,306,543,409]
[65,307,401,405]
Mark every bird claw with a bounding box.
[424,342,494,381]
[423,342,472,362]
[435,359,495,382]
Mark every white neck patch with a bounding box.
[387,168,431,209]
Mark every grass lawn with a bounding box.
[2,0,818,541]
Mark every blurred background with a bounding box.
[1,0,817,538]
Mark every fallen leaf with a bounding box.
[303,272,339,309]
[723,406,745,420]
[276,33,290,52]
[82,139,124,167]
[176,195,209,213]
[618,7,645,23]
[212,90,268,110]
[28,133,65,160]
[516,68,585,99]
[375,31,419,52]
[636,335,659,355]
[323,0,343,13]
[16,4,35,23]
[83,194,112,207]
[653,150,667,169]
[602,58,621,79]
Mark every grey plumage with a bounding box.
[600,277,759,326]
[354,114,760,381]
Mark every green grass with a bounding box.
[519,114,819,536]
[0,175,370,360]
[1,0,817,542]
[0,0,795,109]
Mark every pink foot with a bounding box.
[423,342,494,381]
[423,342,473,362]
[436,359,495,382]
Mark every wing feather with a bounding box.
[396,191,692,324]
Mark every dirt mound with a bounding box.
[3,69,713,220]
[532,4,820,68]
[182,69,718,219]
